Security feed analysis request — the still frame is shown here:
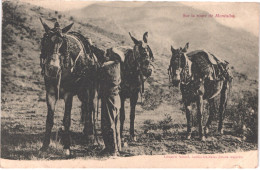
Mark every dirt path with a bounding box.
[1,0,257,160]
[1,81,257,160]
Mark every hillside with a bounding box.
[69,1,259,79]
[1,0,129,95]
[1,0,258,160]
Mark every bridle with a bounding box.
[42,34,63,77]
[41,29,67,100]
[168,49,193,86]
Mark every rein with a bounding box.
[180,62,192,85]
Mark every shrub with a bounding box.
[143,119,157,132]
[227,90,258,143]
[158,113,173,133]
[142,114,174,134]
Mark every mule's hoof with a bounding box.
[130,136,137,142]
[86,135,95,145]
[218,129,224,135]
[121,137,125,142]
[201,136,206,142]
[122,142,128,148]
[187,133,191,140]
[38,146,49,157]
[40,146,48,152]
[220,129,224,134]
[204,128,209,135]
[93,141,99,146]
[63,149,71,156]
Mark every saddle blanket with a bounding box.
[187,50,229,80]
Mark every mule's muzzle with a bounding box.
[45,54,61,78]
[143,64,153,78]
[145,68,152,77]
[45,65,61,78]
[172,80,180,87]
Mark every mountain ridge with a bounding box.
[68,2,258,79]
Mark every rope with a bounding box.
[57,70,62,100]
[65,34,84,73]
[70,50,82,72]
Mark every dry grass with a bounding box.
[1,0,258,160]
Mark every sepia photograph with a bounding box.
[1,0,259,168]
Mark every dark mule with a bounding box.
[168,43,232,141]
[39,18,99,155]
[119,32,154,141]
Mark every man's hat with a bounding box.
[106,48,125,62]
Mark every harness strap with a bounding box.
[71,50,83,72]
[57,70,62,100]
[65,34,84,73]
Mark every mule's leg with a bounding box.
[83,106,95,143]
[41,92,57,151]
[62,92,73,155]
[218,81,228,134]
[204,99,215,136]
[119,96,125,138]
[196,95,205,141]
[79,89,94,144]
[185,103,192,139]
[130,92,138,141]
[85,89,96,144]
[80,101,87,130]
[86,97,95,144]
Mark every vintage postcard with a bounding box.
[1,0,259,168]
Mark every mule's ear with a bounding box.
[143,32,148,43]
[171,45,175,53]
[181,53,187,68]
[183,42,189,52]
[129,32,139,45]
[62,23,74,33]
[147,45,154,61]
[40,17,51,32]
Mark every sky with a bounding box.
[180,2,259,36]
[22,0,259,36]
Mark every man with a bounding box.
[99,47,125,156]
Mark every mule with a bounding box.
[119,32,154,141]
[168,43,232,141]
[39,18,99,155]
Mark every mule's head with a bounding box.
[40,18,73,77]
[129,32,154,78]
[169,42,189,87]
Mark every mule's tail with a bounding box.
[222,66,233,119]
[225,64,233,99]
[227,71,233,104]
